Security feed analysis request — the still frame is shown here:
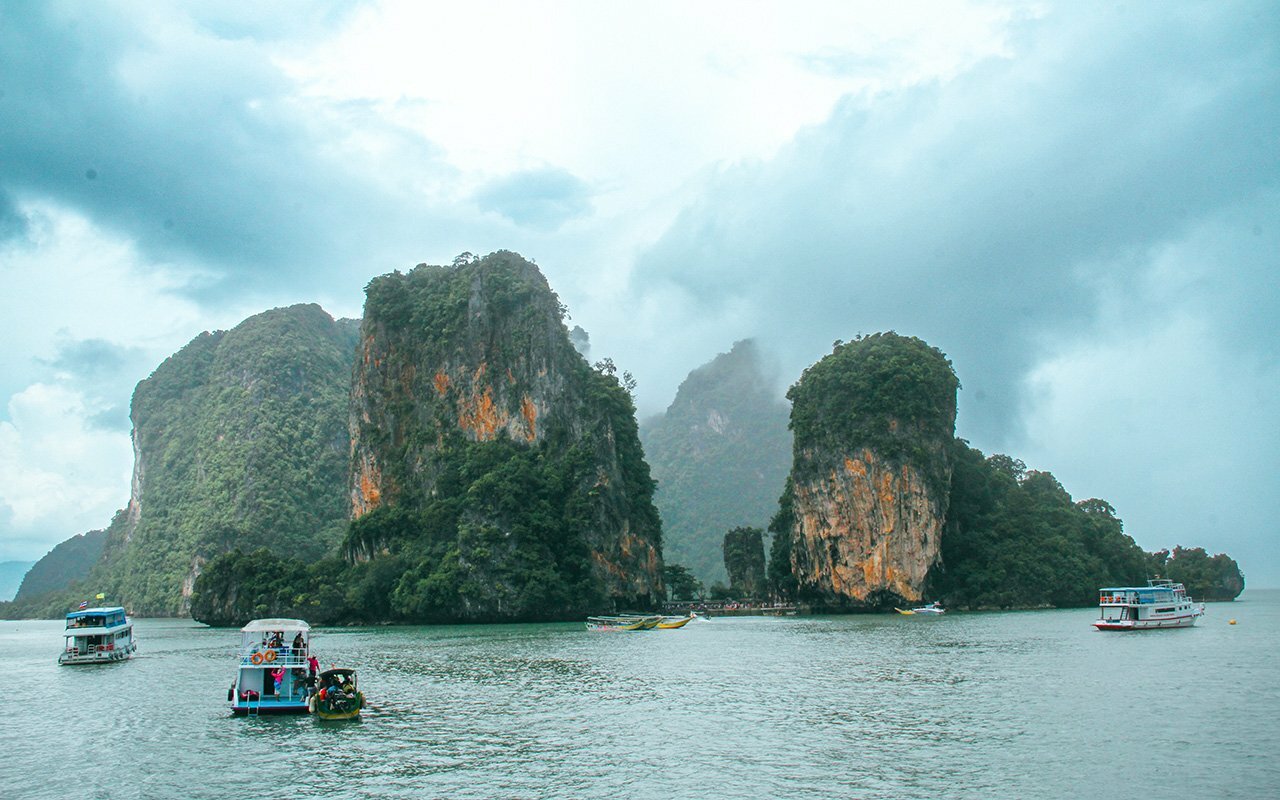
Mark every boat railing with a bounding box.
[239,646,309,668]
[64,642,122,655]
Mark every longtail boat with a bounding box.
[585,614,663,631]
[656,614,694,629]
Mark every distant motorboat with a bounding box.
[1094,579,1205,631]
[896,602,945,616]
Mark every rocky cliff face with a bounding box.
[346,251,663,617]
[640,340,791,584]
[93,304,360,616]
[789,447,948,605]
[778,333,958,608]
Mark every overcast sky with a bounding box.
[1,1,1275,586]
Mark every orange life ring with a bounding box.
[264,649,277,663]
[251,652,264,665]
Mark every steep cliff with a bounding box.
[641,340,791,584]
[343,251,663,620]
[92,304,360,616]
[776,333,958,609]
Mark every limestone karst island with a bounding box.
[0,251,1243,624]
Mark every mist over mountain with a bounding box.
[0,560,34,601]
[641,340,791,585]
[12,529,106,602]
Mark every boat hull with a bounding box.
[230,702,310,716]
[1093,614,1201,631]
[58,645,136,665]
[656,615,693,629]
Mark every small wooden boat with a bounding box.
[310,668,364,721]
[656,614,694,629]
[894,608,915,615]
[585,614,663,631]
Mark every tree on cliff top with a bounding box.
[786,332,958,495]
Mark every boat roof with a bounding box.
[240,618,310,633]
[65,607,126,618]
[319,668,356,678]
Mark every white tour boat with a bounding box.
[58,606,137,665]
[228,618,315,715]
[1094,579,1205,631]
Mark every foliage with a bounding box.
[193,251,664,625]
[1148,546,1244,601]
[89,304,360,616]
[788,332,957,471]
[927,441,1151,608]
[641,339,792,585]
[14,527,108,600]
[663,564,703,601]
[766,480,798,600]
[722,526,767,598]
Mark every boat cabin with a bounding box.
[59,607,136,664]
[230,618,313,714]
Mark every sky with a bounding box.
[1,1,1276,585]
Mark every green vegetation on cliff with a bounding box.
[787,332,958,496]
[14,528,107,601]
[722,526,767,598]
[641,339,791,585]
[929,444,1150,608]
[94,304,360,616]
[193,252,664,626]
[1148,546,1245,601]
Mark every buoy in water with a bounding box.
[1229,619,1237,625]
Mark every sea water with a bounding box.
[1,591,1276,799]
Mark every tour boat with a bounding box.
[310,668,364,721]
[585,614,663,631]
[1094,579,1205,631]
[58,606,137,665]
[228,618,315,714]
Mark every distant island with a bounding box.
[0,253,1243,624]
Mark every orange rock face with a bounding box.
[790,446,946,605]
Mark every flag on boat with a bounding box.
[78,600,89,609]
[95,593,105,600]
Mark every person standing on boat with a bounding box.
[307,653,319,677]
[292,631,305,653]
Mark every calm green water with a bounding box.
[2,593,1276,799]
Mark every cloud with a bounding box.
[0,2,465,301]
[630,2,1278,444]
[624,3,1279,581]
[474,167,593,230]
[0,382,131,560]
